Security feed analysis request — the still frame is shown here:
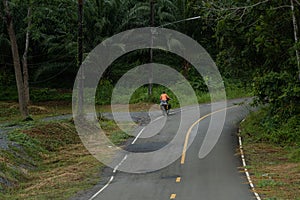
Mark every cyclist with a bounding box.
[160,91,170,108]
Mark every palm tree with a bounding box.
[122,0,177,29]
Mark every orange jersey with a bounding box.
[160,93,169,101]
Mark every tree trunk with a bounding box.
[22,6,31,105]
[291,0,300,80]
[183,60,190,78]
[77,0,84,116]
[3,0,29,119]
[148,0,154,96]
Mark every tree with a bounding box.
[22,3,31,105]
[2,0,30,119]
[28,0,77,86]
[201,0,300,120]
[290,0,300,80]
[196,0,299,81]
[77,0,84,115]
[123,0,177,28]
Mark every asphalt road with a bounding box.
[74,99,255,200]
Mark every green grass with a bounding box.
[288,148,300,162]
[100,118,134,145]
[0,118,135,199]
[110,83,252,108]
[240,108,300,199]
[257,179,286,188]
[8,130,45,158]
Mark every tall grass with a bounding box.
[241,108,300,161]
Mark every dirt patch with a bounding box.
[28,105,50,114]
[243,142,300,199]
[18,143,100,199]
[22,122,80,152]
[7,103,50,115]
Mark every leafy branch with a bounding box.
[212,0,270,11]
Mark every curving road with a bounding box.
[74,99,255,200]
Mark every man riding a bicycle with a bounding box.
[160,91,170,105]
[160,91,170,115]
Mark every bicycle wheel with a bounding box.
[161,105,167,116]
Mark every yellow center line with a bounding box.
[170,194,177,199]
[180,105,237,164]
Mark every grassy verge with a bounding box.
[240,109,300,200]
[0,101,72,123]
[0,101,156,123]
[0,81,252,123]
[0,118,134,199]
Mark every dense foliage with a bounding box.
[203,1,300,118]
[0,1,299,120]
[199,0,300,147]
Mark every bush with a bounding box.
[253,71,300,120]
[0,86,18,101]
[95,80,114,105]
[30,88,72,102]
[241,108,300,147]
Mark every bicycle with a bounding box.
[160,100,171,116]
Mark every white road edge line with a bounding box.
[131,127,145,144]
[238,119,261,200]
[88,176,114,200]
[151,115,164,123]
[113,155,128,173]
[87,106,192,200]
